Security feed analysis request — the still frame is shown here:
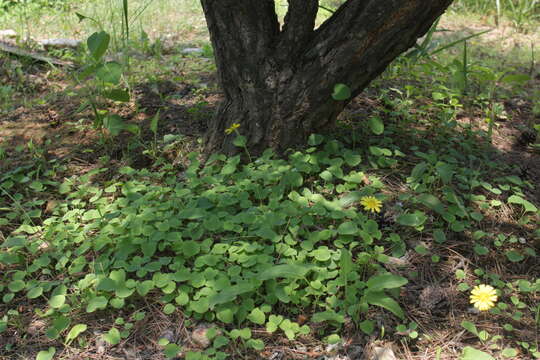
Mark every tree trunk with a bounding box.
[201,0,453,156]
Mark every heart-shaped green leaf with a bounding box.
[368,116,384,135]
[332,83,351,101]
[36,347,56,360]
[87,31,110,60]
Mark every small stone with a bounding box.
[160,329,176,343]
[372,346,397,360]
[268,352,284,360]
[326,343,341,354]
[39,38,82,50]
[419,285,447,310]
[94,331,106,354]
[347,345,363,360]
[191,324,221,349]
[27,319,47,335]
[181,47,203,55]
[0,29,17,39]
[122,347,142,359]
[386,255,410,267]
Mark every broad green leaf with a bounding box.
[247,308,266,325]
[164,343,181,359]
[115,286,134,299]
[46,316,70,339]
[337,221,358,235]
[366,274,408,292]
[150,111,160,135]
[478,330,489,341]
[474,245,489,256]
[359,320,374,335]
[163,303,176,315]
[36,347,56,360]
[460,347,494,360]
[344,151,362,166]
[266,315,284,333]
[103,327,121,345]
[103,89,130,102]
[257,264,313,281]
[8,280,25,292]
[320,170,333,182]
[86,296,108,313]
[457,283,470,292]
[312,246,332,262]
[3,293,14,303]
[230,328,252,340]
[411,162,428,179]
[87,31,110,60]
[66,324,87,344]
[332,83,351,101]
[209,282,255,308]
[96,61,122,84]
[326,334,341,344]
[216,308,234,323]
[338,190,370,207]
[339,249,354,279]
[461,321,478,335]
[505,250,524,263]
[175,292,189,306]
[137,280,154,296]
[247,338,264,350]
[501,74,530,85]
[312,311,345,324]
[182,241,201,257]
[213,336,229,349]
[368,116,384,135]
[49,295,66,308]
[97,278,116,292]
[507,195,537,213]
[435,162,454,184]
[397,212,427,227]
[501,348,517,358]
[103,114,125,136]
[433,229,446,243]
[364,291,404,319]
[233,135,247,147]
[76,63,99,81]
[191,297,210,313]
[27,286,43,299]
[432,92,446,100]
[308,134,324,146]
[282,172,303,187]
[417,193,445,215]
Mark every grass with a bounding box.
[0,0,207,47]
[0,1,539,360]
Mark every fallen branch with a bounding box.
[0,40,74,67]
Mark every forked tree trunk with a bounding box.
[201,0,453,155]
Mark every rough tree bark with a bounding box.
[201,0,453,155]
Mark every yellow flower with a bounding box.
[225,123,240,135]
[470,284,498,311]
[360,196,382,213]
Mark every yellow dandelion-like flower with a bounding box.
[225,123,241,135]
[360,196,382,213]
[470,284,498,311]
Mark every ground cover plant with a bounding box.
[0,1,539,359]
